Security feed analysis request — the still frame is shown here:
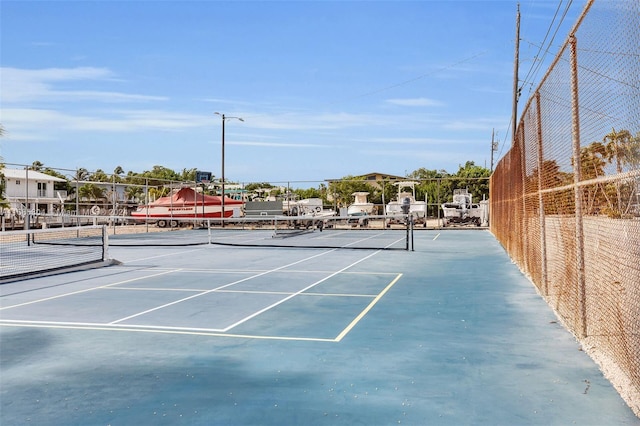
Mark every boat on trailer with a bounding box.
[280,198,336,230]
[385,181,427,227]
[441,188,482,226]
[347,192,375,216]
[131,187,244,227]
[347,192,375,227]
[285,198,336,218]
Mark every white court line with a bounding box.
[1,247,394,341]
[433,233,441,240]
[220,289,377,298]
[313,230,405,249]
[109,248,341,325]
[335,273,403,341]
[0,319,227,333]
[108,287,377,298]
[0,264,396,341]
[0,321,337,342]
[0,269,181,311]
[221,250,384,332]
[129,267,263,274]
[119,248,204,264]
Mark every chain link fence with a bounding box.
[491,0,640,416]
[1,162,490,231]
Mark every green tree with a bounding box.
[244,183,277,201]
[327,176,379,209]
[527,159,573,215]
[89,169,110,182]
[148,186,170,201]
[180,168,197,182]
[577,142,608,215]
[113,166,125,183]
[603,128,638,174]
[293,187,323,201]
[580,142,606,180]
[142,165,182,182]
[602,128,640,216]
[78,183,106,202]
[407,168,452,216]
[75,168,90,181]
[452,161,491,203]
[125,185,144,203]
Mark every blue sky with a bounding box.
[0,0,585,185]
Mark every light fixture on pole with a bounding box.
[214,112,244,226]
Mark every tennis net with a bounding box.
[0,225,109,282]
[103,214,414,250]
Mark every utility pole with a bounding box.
[512,3,521,146]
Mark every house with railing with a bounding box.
[1,168,67,219]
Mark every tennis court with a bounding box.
[1,228,637,425]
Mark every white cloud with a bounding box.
[0,107,212,137]
[0,66,166,104]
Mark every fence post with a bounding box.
[535,92,549,296]
[519,124,528,268]
[570,35,587,338]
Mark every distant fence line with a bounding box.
[490,0,640,416]
[1,162,490,221]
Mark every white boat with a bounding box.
[288,198,336,218]
[385,181,427,226]
[441,188,482,226]
[347,192,375,216]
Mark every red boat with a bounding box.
[131,187,244,227]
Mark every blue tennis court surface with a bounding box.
[1,230,638,425]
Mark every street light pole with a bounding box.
[214,112,244,227]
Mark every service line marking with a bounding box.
[110,248,341,325]
[335,273,403,341]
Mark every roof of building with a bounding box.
[2,168,66,182]
[325,172,406,182]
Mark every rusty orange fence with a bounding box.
[491,0,640,416]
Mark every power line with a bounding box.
[520,0,575,99]
[330,51,488,105]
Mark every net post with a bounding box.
[410,214,414,251]
[405,214,410,251]
[102,225,109,261]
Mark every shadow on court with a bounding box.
[1,230,638,425]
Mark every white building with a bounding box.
[2,168,67,217]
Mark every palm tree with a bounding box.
[89,169,109,182]
[113,166,124,183]
[579,142,608,214]
[75,168,90,181]
[602,128,640,216]
[125,186,144,203]
[603,128,635,174]
[78,183,106,202]
[148,186,169,202]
